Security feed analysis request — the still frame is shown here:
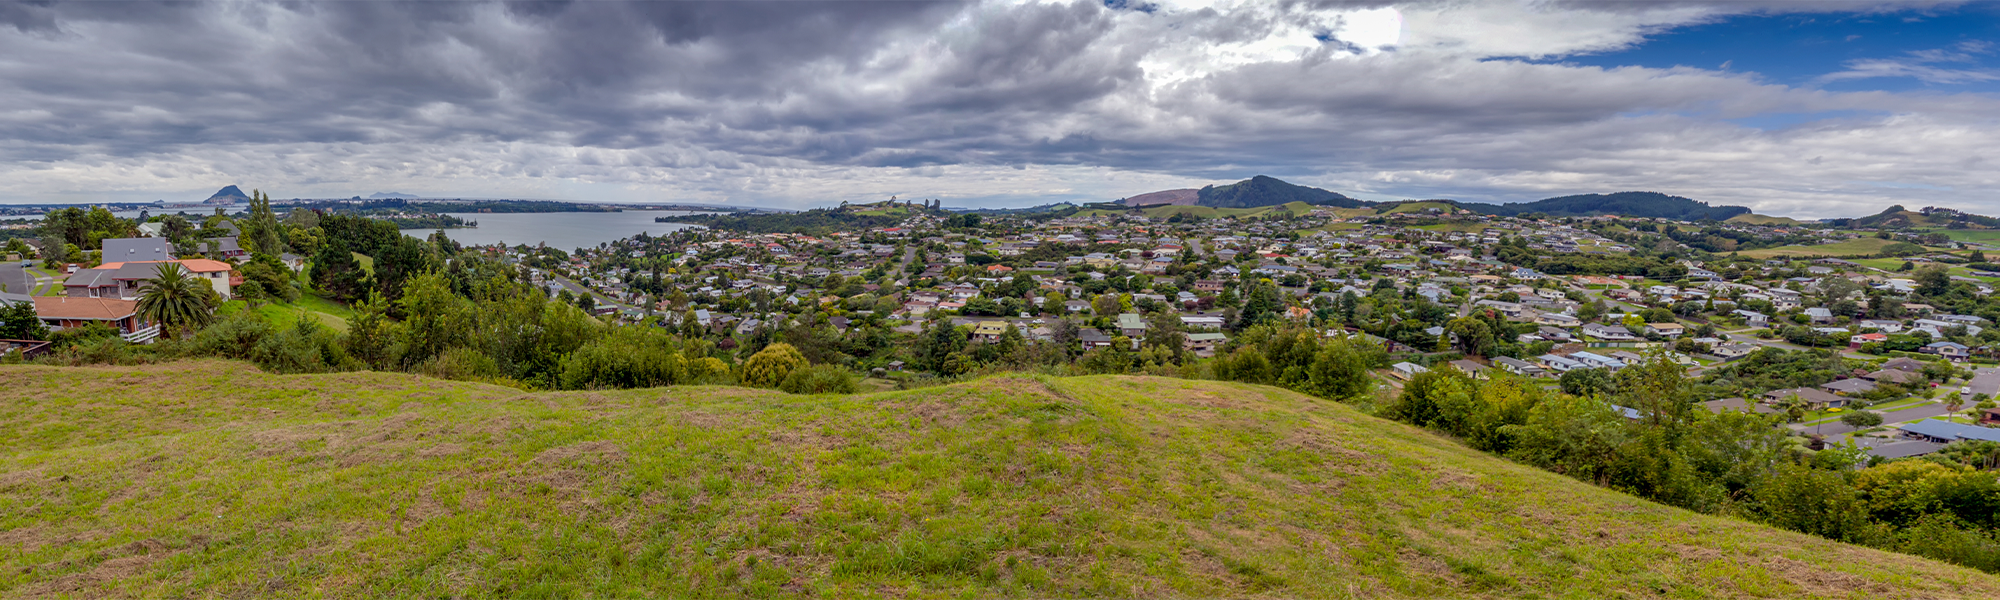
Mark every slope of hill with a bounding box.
[1121,189,1198,207]
[5,361,1998,598]
[1195,175,1370,209]
[1470,191,1751,220]
[1727,213,1810,226]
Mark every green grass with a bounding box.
[1935,230,2000,244]
[1380,201,1455,214]
[1413,222,1491,234]
[3,363,1998,598]
[1737,238,1930,259]
[216,297,351,332]
[1876,398,1935,412]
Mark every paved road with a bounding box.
[0,262,31,296]
[1963,367,2000,397]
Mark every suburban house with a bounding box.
[1184,332,1227,357]
[970,321,1009,342]
[101,237,173,262]
[1116,313,1148,339]
[33,297,159,343]
[1713,342,1758,359]
[1901,420,2000,444]
[1820,378,1877,396]
[1538,354,1586,372]
[67,259,235,301]
[1570,351,1626,370]
[1644,323,1685,338]
[1882,357,1926,372]
[1762,387,1847,410]
[1492,356,1545,377]
[1447,359,1488,379]
[1180,315,1225,330]
[1581,323,1636,341]
[1390,362,1428,380]
[1922,341,1971,361]
[1078,328,1113,350]
[1850,332,1888,349]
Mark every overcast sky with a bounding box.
[2,0,1997,217]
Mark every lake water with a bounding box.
[400,210,710,251]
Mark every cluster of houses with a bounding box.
[8,236,249,345]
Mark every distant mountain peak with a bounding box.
[369,192,419,199]
[207,185,248,200]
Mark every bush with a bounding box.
[250,317,355,374]
[558,328,690,390]
[778,364,859,395]
[740,342,807,388]
[186,313,275,358]
[416,347,502,381]
[48,322,120,349]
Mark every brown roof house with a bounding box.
[34,296,158,343]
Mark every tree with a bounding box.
[136,263,219,338]
[1914,265,1951,297]
[1775,393,1809,423]
[741,342,807,387]
[1841,410,1884,429]
[241,190,286,255]
[0,301,48,340]
[311,241,368,302]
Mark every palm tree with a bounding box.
[1776,393,1809,423]
[137,263,219,338]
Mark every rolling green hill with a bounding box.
[1726,213,1811,226]
[1194,176,1370,209]
[5,362,1999,598]
[1469,192,1751,220]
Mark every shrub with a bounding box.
[778,364,859,395]
[417,346,503,381]
[558,328,689,390]
[740,342,807,388]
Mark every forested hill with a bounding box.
[1468,191,1752,220]
[1195,175,1373,209]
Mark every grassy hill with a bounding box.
[1735,237,1925,259]
[5,362,2000,598]
[1726,213,1811,226]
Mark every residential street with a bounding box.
[0,261,32,296]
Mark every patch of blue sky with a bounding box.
[1544,8,2000,94]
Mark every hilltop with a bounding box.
[1467,191,1751,220]
[204,185,249,203]
[5,362,1998,598]
[1115,179,1754,220]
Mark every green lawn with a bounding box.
[1412,222,1491,233]
[1938,230,2000,244]
[216,297,350,332]
[4,364,1997,597]
[1876,398,1936,412]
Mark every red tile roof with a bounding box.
[33,296,137,320]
